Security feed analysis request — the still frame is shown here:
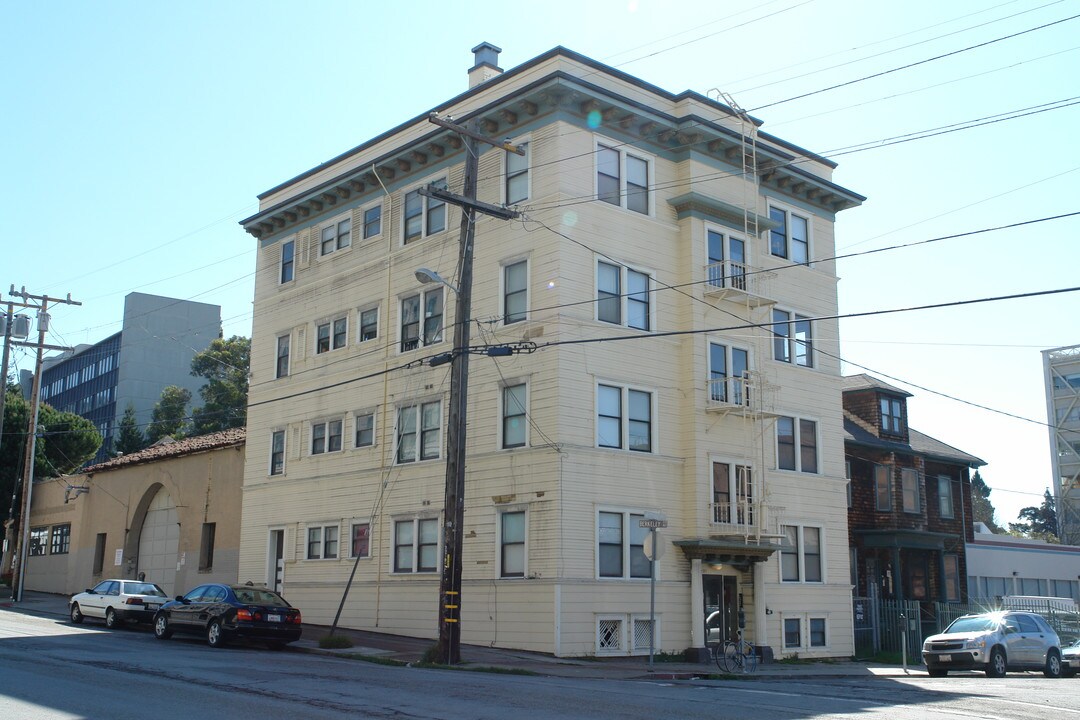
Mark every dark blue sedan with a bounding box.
[153,583,303,649]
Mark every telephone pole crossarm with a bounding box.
[417,184,520,221]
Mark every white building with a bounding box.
[967,522,1080,602]
[1043,344,1080,545]
[237,44,864,659]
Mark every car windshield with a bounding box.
[945,616,999,633]
[124,582,167,597]
[233,588,288,605]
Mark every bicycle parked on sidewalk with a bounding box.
[714,629,758,674]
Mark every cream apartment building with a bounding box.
[238,44,864,659]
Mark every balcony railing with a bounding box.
[704,260,775,306]
[709,501,785,541]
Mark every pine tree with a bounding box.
[114,403,147,455]
[1008,488,1059,542]
[189,336,250,435]
[146,386,191,443]
[970,470,1003,533]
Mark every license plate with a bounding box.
[938,655,952,662]
[267,614,282,623]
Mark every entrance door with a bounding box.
[137,489,179,595]
[703,575,739,647]
[268,530,284,592]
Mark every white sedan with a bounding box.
[69,579,169,629]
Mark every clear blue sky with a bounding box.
[4,0,1078,526]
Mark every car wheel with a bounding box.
[207,619,226,648]
[105,608,120,629]
[154,613,173,640]
[928,669,947,677]
[69,603,84,624]
[986,647,1007,678]
[1045,649,1063,678]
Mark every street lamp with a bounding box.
[415,267,460,295]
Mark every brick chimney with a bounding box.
[468,42,503,88]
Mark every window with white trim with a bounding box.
[777,416,817,473]
[320,217,351,256]
[400,288,443,352]
[597,510,650,579]
[311,419,343,455]
[359,306,379,342]
[403,178,447,243]
[901,467,920,513]
[937,475,954,519]
[769,205,809,263]
[506,141,529,205]
[706,228,747,291]
[784,617,801,648]
[780,524,822,583]
[785,616,827,649]
[503,260,527,324]
[772,309,813,367]
[393,517,438,573]
[280,239,294,284]
[396,401,441,463]
[501,383,527,449]
[362,203,381,239]
[708,341,749,406]
[354,411,375,448]
[597,142,650,214]
[712,460,753,525]
[316,316,347,354]
[306,525,338,560]
[499,510,526,578]
[269,430,285,475]
[597,383,653,453]
[350,522,370,558]
[597,261,651,330]
[276,334,290,378]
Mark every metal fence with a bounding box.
[854,595,1080,661]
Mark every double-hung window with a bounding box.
[502,383,527,449]
[597,261,651,330]
[280,239,295,284]
[400,288,443,352]
[597,142,650,214]
[354,411,375,448]
[769,205,810,263]
[708,342,749,406]
[597,510,650,579]
[772,309,813,367]
[396,401,441,463]
[321,217,351,256]
[363,204,382,239]
[901,467,920,513]
[505,141,529,204]
[712,461,754,525]
[938,475,954,518]
[597,384,653,453]
[875,464,893,511]
[311,419,343,455]
[270,430,285,475]
[780,525,822,582]
[880,396,904,434]
[403,178,447,243]
[393,518,438,572]
[359,307,378,342]
[276,335,290,378]
[777,416,817,473]
[500,510,526,578]
[351,522,370,558]
[503,260,527,324]
[316,316,347,354]
[307,525,338,560]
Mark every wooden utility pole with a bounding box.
[6,287,80,601]
[425,113,520,665]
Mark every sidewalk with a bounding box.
[1,589,926,681]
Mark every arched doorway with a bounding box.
[137,488,179,595]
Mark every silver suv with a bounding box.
[922,611,1063,678]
